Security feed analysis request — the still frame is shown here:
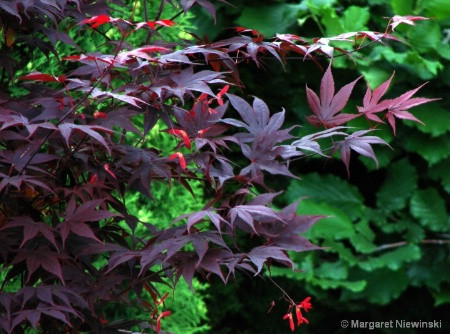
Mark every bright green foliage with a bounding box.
[236,4,306,37]
[116,132,210,332]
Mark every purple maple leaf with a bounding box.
[306,64,361,128]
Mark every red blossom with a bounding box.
[283,313,295,332]
[298,296,312,312]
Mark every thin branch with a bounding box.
[371,239,450,253]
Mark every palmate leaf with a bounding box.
[153,67,228,104]
[246,246,294,275]
[389,15,429,31]
[12,247,65,283]
[357,76,439,134]
[334,130,390,176]
[58,123,112,153]
[58,198,118,247]
[306,64,361,128]
[383,84,439,135]
[1,217,58,250]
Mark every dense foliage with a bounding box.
[0,0,442,333]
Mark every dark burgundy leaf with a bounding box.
[306,64,361,128]
[246,246,294,275]
[333,130,390,176]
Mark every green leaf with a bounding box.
[405,52,443,80]
[391,0,414,15]
[410,189,449,232]
[309,276,367,292]
[408,252,450,290]
[404,103,450,137]
[432,290,450,307]
[236,4,305,37]
[346,268,409,304]
[403,104,450,137]
[421,0,450,20]
[306,0,337,11]
[359,67,393,89]
[403,223,425,243]
[407,20,442,54]
[296,200,355,240]
[320,7,343,36]
[358,244,421,271]
[315,261,348,280]
[350,220,376,253]
[342,6,370,31]
[429,159,450,194]
[376,159,418,211]
[285,173,365,219]
[404,133,450,165]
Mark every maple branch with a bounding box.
[264,274,296,306]
[371,239,450,253]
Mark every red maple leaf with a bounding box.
[306,64,361,128]
[383,83,439,135]
[334,130,390,176]
[389,15,429,31]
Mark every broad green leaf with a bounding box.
[358,244,421,271]
[403,51,443,80]
[346,268,409,304]
[428,159,450,194]
[315,261,348,280]
[410,189,449,232]
[359,67,392,89]
[421,0,450,20]
[342,6,370,32]
[376,48,442,80]
[404,133,450,165]
[320,7,342,36]
[296,200,355,240]
[408,254,450,290]
[270,259,366,292]
[403,104,450,137]
[407,20,442,54]
[236,4,305,37]
[404,223,425,243]
[306,0,337,10]
[350,220,376,253]
[285,173,365,219]
[376,159,418,211]
[309,276,366,292]
[391,0,414,15]
[322,239,359,265]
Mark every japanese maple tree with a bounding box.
[0,0,437,333]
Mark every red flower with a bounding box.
[298,297,312,312]
[283,313,295,332]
